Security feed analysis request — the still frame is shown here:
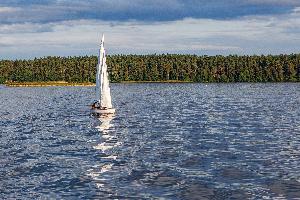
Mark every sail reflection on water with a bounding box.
[87,114,121,188]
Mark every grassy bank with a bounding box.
[5,81,95,87]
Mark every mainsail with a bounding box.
[95,34,113,109]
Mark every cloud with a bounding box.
[0,6,19,13]
[0,0,298,24]
[0,23,53,34]
[0,1,300,58]
[1,6,300,59]
[246,0,300,6]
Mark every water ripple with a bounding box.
[0,83,300,199]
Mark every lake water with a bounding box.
[0,83,300,199]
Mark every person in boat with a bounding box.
[92,101,100,109]
[92,102,108,110]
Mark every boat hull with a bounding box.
[92,108,116,115]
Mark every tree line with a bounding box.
[0,54,300,84]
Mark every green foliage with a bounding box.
[0,54,300,83]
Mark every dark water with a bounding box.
[0,83,300,199]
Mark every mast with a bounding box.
[95,34,104,102]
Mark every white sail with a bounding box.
[95,34,113,109]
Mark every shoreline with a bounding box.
[4,81,299,87]
[119,80,193,83]
[4,80,193,87]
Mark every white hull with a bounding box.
[92,108,116,115]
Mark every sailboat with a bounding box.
[92,34,116,115]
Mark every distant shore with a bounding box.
[5,80,194,87]
[1,54,299,84]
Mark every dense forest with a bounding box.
[0,54,300,84]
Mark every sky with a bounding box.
[0,0,300,59]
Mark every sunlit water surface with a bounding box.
[0,83,300,199]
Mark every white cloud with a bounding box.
[247,0,300,6]
[0,23,53,34]
[0,6,19,13]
